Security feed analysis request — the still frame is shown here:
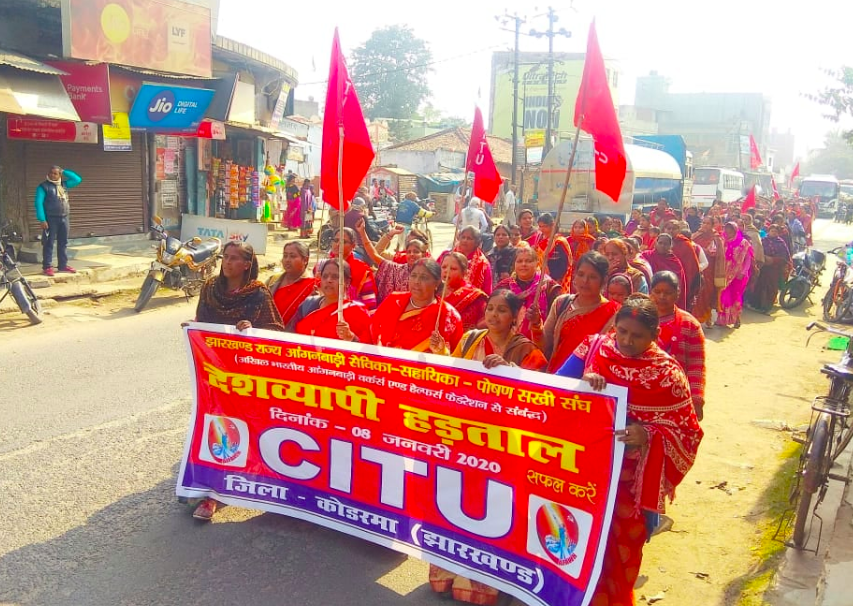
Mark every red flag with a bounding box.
[789,162,800,188]
[749,135,762,169]
[574,21,626,202]
[741,185,756,212]
[321,29,374,211]
[771,176,781,201]
[466,106,502,204]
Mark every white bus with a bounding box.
[692,167,745,208]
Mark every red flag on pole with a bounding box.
[771,176,781,201]
[321,29,374,212]
[574,21,626,202]
[466,106,502,204]
[789,162,800,188]
[741,185,756,213]
[749,135,762,169]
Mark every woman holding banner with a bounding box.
[556,295,703,605]
[289,259,372,343]
[266,242,317,327]
[371,258,464,353]
[494,243,562,340]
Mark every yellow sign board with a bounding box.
[524,131,545,148]
[102,112,132,151]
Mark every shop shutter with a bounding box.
[24,133,147,238]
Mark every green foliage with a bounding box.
[808,67,853,143]
[350,25,433,138]
[802,131,853,179]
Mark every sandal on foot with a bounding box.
[192,498,218,521]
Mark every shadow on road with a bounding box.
[0,468,439,606]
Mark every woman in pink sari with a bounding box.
[283,174,301,230]
[717,221,754,328]
[494,243,562,339]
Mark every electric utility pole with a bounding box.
[497,11,526,185]
[531,8,571,157]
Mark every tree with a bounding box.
[809,67,853,142]
[802,131,853,179]
[350,25,432,142]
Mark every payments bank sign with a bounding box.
[129,83,214,130]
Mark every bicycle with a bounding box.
[822,246,853,323]
[782,321,853,550]
[0,222,43,325]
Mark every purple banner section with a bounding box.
[180,462,587,606]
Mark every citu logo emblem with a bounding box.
[147,90,176,122]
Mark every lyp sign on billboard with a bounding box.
[61,0,212,77]
[129,83,214,130]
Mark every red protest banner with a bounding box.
[178,325,627,606]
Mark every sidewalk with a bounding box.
[1,225,314,315]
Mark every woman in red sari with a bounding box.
[372,258,464,353]
[327,227,377,310]
[266,242,317,327]
[290,259,372,343]
[664,221,702,311]
[534,212,573,290]
[495,243,563,339]
[441,252,487,331]
[642,234,688,309]
[556,297,703,605]
[455,226,493,295]
[692,215,725,326]
[532,251,619,372]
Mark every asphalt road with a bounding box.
[1,218,849,606]
[0,224,464,606]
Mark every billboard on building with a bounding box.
[488,52,619,141]
[61,0,212,77]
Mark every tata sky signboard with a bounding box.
[128,83,214,130]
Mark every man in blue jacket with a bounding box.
[35,165,82,276]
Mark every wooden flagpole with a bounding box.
[337,126,346,322]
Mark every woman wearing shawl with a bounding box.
[624,237,654,285]
[532,252,619,373]
[642,234,688,309]
[518,209,541,246]
[427,289,546,605]
[191,241,284,522]
[586,216,605,238]
[603,239,648,294]
[327,227,377,310]
[691,216,726,326]
[487,224,517,285]
[751,224,792,312]
[266,242,317,327]
[664,221,702,311]
[299,179,316,238]
[283,174,301,231]
[371,258,464,353]
[556,296,703,605]
[649,271,707,420]
[290,259,372,343]
[534,213,573,290]
[717,221,754,328]
[567,219,596,277]
[357,221,428,304]
[455,226,493,295]
[441,252,487,331]
[625,209,642,236]
[495,243,562,339]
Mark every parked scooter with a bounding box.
[134,216,222,312]
[779,247,826,309]
[0,222,42,324]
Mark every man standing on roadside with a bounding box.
[35,165,81,276]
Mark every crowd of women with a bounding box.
[184,194,817,605]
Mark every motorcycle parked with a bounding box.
[134,216,222,312]
[0,222,42,324]
[779,248,826,309]
[822,246,853,323]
